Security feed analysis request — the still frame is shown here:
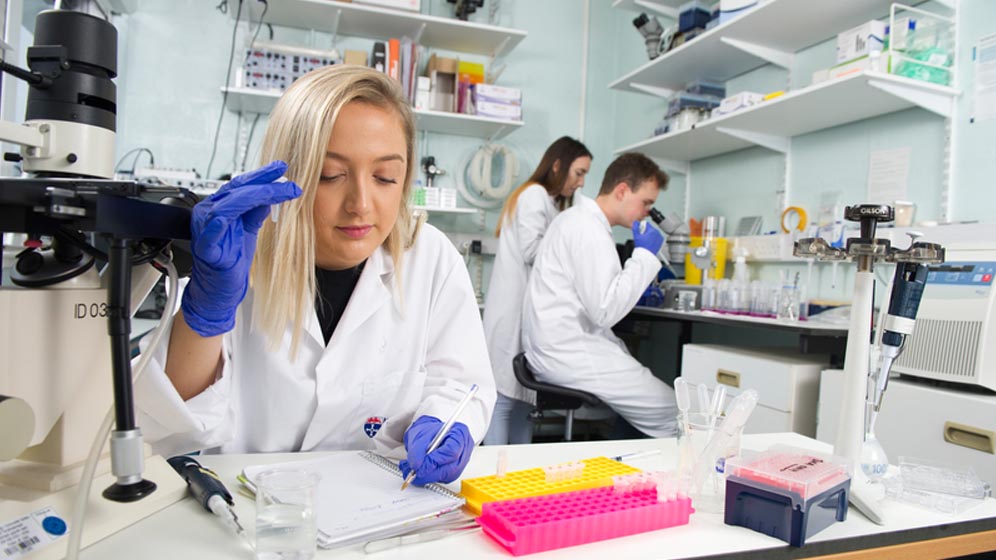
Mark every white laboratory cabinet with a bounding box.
[818,370,996,484]
[680,344,827,437]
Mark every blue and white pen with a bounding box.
[401,384,480,491]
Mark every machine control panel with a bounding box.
[925,261,996,286]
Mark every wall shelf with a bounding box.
[615,71,959,165]
[413,205,480,214]
[228,0,526,58]
[221,87,522,140]
[609,0,915,97]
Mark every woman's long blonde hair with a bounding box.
[250,65,417,356]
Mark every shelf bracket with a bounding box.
[490,36,512,62]
[720,37,794,69]
[487,125,508,143]
[634,0,678,19]
[628,82,675,98]
[650,158,689,175]
[716,127,790,153]
[867,78,954,118]
[329,8,342,47]
[413,22,427,45]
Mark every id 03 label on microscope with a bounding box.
[0,507,67,558]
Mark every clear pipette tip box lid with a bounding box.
[725,445,849,501]
[724,446,851,547]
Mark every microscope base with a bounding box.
[0,455,185,559]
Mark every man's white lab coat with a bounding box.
[522,197,678,437]
[136,225,496,459]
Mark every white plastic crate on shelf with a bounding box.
[729,235,798,262]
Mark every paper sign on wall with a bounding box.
[972,33,996,123]
[866,147,911,205]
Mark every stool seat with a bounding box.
[513,352,601,441]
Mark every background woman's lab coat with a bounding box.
[482,183,558,405]
[521,197,678,437]
[136,224,496,458]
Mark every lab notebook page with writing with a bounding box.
[242,451,465,548]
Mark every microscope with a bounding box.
[0,7,195,554]
[795,204,943,524]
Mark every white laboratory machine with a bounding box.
[891,245,996,391]
[680,344,827,437]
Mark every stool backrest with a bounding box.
[512,352,542,390]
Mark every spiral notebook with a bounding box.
[242,451,466,548]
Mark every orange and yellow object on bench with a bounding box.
[460,456,641,515]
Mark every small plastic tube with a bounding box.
[496,450,508,478]
[272,177,289,223]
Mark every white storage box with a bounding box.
[714,91,764,116]
[353,0,420,12]
[680,344,827,437]
[476,83,522,106]
[836,20,886,63]
[476,100,522,121]
[818,371,996,484]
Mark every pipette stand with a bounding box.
[794,204,944,524]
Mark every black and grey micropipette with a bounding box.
[167,455,246,537]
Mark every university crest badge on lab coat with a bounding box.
[364,416,386,438]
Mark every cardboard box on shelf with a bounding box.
[836,20,886,64]
[344,49,368,66]
[476,83,522,106]
[829,53,888,80]
[476,100,522,121]
[426,54,458,112]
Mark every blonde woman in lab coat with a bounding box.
[482,137,592,445]
[136,66,496,487]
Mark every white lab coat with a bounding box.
[521,196,678,437]
[135,224,496,459]
[482,183,559,405]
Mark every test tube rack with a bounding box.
[477,485,693,556]
[460,457,641,515]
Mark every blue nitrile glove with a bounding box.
[399,416,474,486]
[638,285,665,308]
[632,220,665,256]
[181,161,302,337]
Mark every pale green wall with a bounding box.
[590,0,996,300]
[8,0,992,304]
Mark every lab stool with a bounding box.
[513,352,602,441]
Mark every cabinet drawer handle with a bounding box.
[943,422,995,454]
[716,369,740,388]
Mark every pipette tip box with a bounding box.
[477,486,693,556]
[723,447,850,547]
[460,456,641,515]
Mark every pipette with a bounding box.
[692,389,758,494]
[673,378,691,434]
[167,455,246,538]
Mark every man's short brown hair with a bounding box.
[597,152,669,196]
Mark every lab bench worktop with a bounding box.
[631,306,849,337]
[81,433,996,559]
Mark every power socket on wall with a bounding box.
[446,232,498,256]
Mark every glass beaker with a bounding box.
[677,413,742,514]
[255,469,320,560]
